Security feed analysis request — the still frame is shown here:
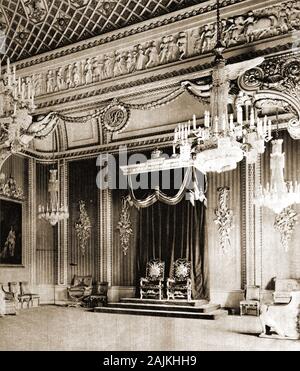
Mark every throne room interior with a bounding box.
[0,0,300,351]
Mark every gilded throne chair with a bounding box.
[167,259,192,301]
[67,275,93,306]
[140,260,165,300]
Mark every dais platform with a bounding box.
[94,298,228,320]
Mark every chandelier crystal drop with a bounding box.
[0,57,35,153]
[38,169,69,226]
[254,139,300,214]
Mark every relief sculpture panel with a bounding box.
[22,0,300,99]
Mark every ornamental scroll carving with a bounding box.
[239,54,300,140]
[75,201,92,256]
[274,207,298,252]
[25,0,300,98]
[214,187,234,254]
[117,196,133,256]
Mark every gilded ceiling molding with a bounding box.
[19,0,300,107]
[14,0,247,70]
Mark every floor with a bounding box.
[0,306,299,351]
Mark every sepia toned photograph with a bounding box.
[0,0,300,355]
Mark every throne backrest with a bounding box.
[245,285,260,301]
[173,259,191,282]
[275,279,300,292]
[72,275,93,288]
[146,260,165,282]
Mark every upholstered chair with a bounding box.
[240,285,261,316]
[167,259,192,301]
[140,260,165,300]
[19,282,40,308]
[67,275,93,304]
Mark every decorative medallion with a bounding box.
[75,201,92,256]
[96,1,117,16]
[23,0,48,23]
[69,0,90,8]
[288,118,300,139]
[238,67,264,92]
[101,102,130,133]
[274,207,298,252]
[214,187,234,254]
[117,196,133,256]
[0,174,24,201]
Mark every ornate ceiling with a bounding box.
[0,0,201,62]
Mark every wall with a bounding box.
[68,159,99,284]
[261,132,300,288]
[207,165,243,308]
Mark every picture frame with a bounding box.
[0,198,23,267]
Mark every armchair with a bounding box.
[0,284,17,315]
[140,260,165,300]
[240,285,261,316]
[67,275,93,305]
[86,282,109,308]
[167,259,192,301]
[19,282,40,308]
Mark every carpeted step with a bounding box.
[94,306,228,320]
[120,298,208,307]
[107,302,220,314]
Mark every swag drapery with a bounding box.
[132,169,209,300]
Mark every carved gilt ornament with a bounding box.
[214,187,234,254]
[274,206,298,252]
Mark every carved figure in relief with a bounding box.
[65,64,73,89]
[72,62,81,87]
[245,11,278,42]
[199,25,215,53]
[32,73,42,96]
[277,7,291,32]
[159,36,169,64]
[56,67,64,91]
[177,32,187,60]
[126,50,136,73]
[135,44,148,71]
[46,70,55,93]
[83,58,93,85]
[167,35,179,62]
[114,52,127,76]
[92,57,100,82]
[104,53,115,78]
[145,41,159,68]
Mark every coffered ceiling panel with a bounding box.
[0,0,201,62]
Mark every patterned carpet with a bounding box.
[0,306,299,351]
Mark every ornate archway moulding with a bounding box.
[15,0,297,108]
[239,54,300,139]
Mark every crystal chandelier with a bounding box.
[254,139,300,214]
[173,109,272,174]
[38,166,69,227]
[0,58,35,154]
[172,0,272,174]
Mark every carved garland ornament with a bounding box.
[0,174,24,201]
[214,187,234,254]
[274,207,298,252]
[117,196,133,256]
[75,201,92,256]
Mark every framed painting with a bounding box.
[0,199,23,266]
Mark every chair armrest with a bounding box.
[167,279,175,288]
[140,278,149,286]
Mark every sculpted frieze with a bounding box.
[22,0,300,99]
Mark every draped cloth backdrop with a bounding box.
[136,198,209,300]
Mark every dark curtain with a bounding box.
[136,199,209,300]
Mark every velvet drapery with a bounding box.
[136,198,209,300]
